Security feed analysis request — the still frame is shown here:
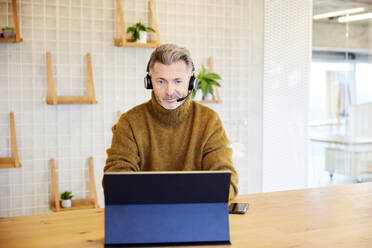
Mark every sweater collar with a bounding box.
[148,91,193,126]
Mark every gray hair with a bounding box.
[147,44,194,75]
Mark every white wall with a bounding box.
[0,0,312,217]
[0,0,252,217]
[245,0,264,193]
[262,0,311,192]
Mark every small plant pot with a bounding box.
[138,31,147,43]
[61,199,72,208]
[3,29,15,38]
[204,93,213,101]
[193,90,203,101]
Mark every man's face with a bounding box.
[151,61,190,110]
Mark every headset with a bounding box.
[144,60,198,91]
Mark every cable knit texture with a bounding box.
[105,92,239,200]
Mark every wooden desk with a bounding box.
[1,183,372,248]
[310,134,372,145]
[310,133,372,180]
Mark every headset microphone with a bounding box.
[176,91,193,102]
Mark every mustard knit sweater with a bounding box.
[104,92,239,200]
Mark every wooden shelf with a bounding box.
[49,157,99,212]
[114,0,161,48]
[196,57,222,104]
[0,0,22,43]
[50,199,97,212]
[46,52,97,105]
[0,112,21,169]
[199,99,223,104]
[114,39,160,48]
[0,37,22,43]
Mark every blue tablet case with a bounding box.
[104,171,231,246]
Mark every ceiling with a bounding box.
[313,0,372,24]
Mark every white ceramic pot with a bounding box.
[61,199,72,208]
[3,30,15,38]
[138,31,147,43]
[193,90,203,101]
[204,93,213,101]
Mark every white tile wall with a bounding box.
[0,0,252,217]
[262,0,311,192]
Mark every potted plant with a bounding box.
[126,22,155,44]
[193,65,222,101]
[60,191,74,208]
[2,26,15,38]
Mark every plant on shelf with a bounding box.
[126,22,155,44]
[192,65,221,101]
[60,191,74,208]
[1,26,15,38]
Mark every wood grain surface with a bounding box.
[1,182,371,248]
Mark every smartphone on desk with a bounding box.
[229,203,249,214]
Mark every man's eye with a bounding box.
[158,80,165,84]
[176,80,182,84]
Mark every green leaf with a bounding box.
[210,81,221,87]
[205,72,221,80]
[126,22,155,40]
[61,191,74,200]
[207,84,214,95]
[201,86,208,96]
[201,65,206,75]
[133,30,140,40]
[136,22,146,31]
[196,64,222,96]
[3,26,14,30]
[126,27,136,33]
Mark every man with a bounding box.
[104,44,238,200]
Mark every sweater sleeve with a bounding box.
[104,117,141,173]
[202,115,239,201]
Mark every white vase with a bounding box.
[61,199,72,208]
[193,90,203,101]
[204,93,213,101]
[138,31,147,43]
[3,30,15,38]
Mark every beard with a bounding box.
[155,94,183,110]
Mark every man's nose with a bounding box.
[165,83,174,95]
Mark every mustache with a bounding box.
[163,94,179,100]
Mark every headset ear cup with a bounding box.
[144,74,153,89]
[193,78,198,91]
[189,75,197,91]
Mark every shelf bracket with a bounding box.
[46,52,97,105]
[12,0,21,43]
[0,112,21,169]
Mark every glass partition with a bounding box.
[310,0,372,187]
